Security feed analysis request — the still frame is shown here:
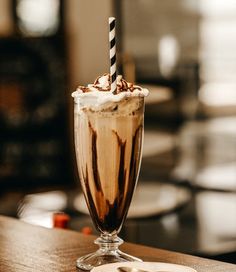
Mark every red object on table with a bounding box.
[81,226,93,235]
[53,212,70,229]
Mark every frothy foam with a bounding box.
[72,74,149,111]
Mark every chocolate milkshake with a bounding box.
[72,74,149,235]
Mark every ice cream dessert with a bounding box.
[72,74,148,234]
[72,73,149,111]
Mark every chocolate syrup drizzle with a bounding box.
[83,165,99,223]
[83,122,143,233]
[129,124,143,187]
[89,122,102,192]
[113,131,127,193]
[77,74,142,94]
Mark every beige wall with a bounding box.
[122,0,200,78]
[122,0,199,61]
[65,0,114,87]
[0,0,14,36]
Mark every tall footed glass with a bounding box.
[74,96,144,271]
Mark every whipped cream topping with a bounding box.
[72,74,149,110]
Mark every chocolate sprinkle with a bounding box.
[77,74,143,94]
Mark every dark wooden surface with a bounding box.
[0,215,236,272]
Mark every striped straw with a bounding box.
[109,17,117,94]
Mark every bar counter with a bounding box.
[0,215,236,271]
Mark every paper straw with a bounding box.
[109,17,117,94]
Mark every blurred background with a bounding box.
[0,0,236,264]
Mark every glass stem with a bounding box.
[95,233,123,254]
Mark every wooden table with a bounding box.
[0,216,236,272]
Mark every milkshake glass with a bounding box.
[72,74,148,270]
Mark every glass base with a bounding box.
[76,235,142,271]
